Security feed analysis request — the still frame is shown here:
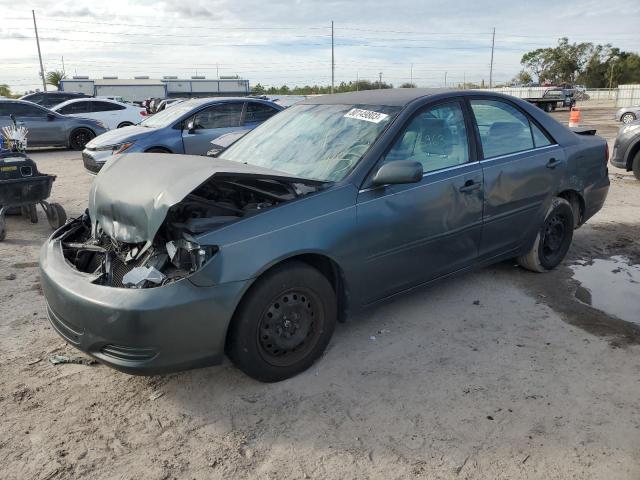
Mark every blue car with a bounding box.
[82,97,283,173]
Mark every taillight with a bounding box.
[140,110,147,116]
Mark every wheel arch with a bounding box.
[144,146,172,153]
[558,189,585,228]
[625,139,640,171]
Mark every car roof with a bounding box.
[53,97,128,109]
[301,88,459,107]
[184,96,281,108]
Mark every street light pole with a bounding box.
[489,27,495,89]
[32,10,47,92]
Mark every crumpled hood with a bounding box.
[88,152,313,245]
[85,125,149,148]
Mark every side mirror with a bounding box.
[372,160,423,186]
[186,120,196,133]
[47,113,56,121]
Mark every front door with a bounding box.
[182,102,244,155]
[355,100,484,304]
[10,103,63,146]
[468,98,565,260]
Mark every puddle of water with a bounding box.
[570,256,640,324]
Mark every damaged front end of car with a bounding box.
[57,153,325,289]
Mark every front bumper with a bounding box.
[82,148,116,174]
[39,228,248,375]
[609,141,628,170]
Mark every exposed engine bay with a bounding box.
[59,175,321,289]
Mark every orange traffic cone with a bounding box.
[569,107,581,127]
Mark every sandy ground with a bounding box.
[1,102,639,480]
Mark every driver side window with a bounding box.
[383,101,469,173]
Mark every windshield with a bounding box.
[221,103,400,182]
[140,102,194,128]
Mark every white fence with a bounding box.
[617,85,640,107]
[585,88,618,101]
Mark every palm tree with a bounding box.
[45,70,67,89]
[0,84,11,97]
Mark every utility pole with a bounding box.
[410,63,413,85]
[489,27,495,89]
[608,60,615,90]
[463,71,466,89]
[356,71,359,92]
[444,71,447,87]
[216,63,219,79]
[331,21,335,94]
[379,72,382,89]
[32,10,47,92]
[61,56,65,73]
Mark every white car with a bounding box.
[52,98,146,130]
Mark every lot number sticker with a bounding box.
[344,108,389,124]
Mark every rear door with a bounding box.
[355,99,483,303]
[182,102,244,155]
[91,101,127,129]
[468,97,564,260]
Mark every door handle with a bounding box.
[459,180,482,193]
[546,157,562,169]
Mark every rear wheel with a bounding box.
[621,112,636,124]
[117,122,134,128]
[543,103,553,113]
[145,147,170,153]
[69,128,95,151]
[226,261,337,382]
[517,197,574,272]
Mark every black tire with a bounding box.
[69,128,95,151]
[117,122,134,128]
[621,112,636,124]
[632,152,640,181]
[0,217,5,242]
[517,197,574,272]
[145,147,170,153]
[46,203,67,229]
[226,261,337,382]
[543,103,553,113]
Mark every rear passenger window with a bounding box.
[245,103,279,123]
[531,122,552,147]
[470,99,534,158]
[92,101,125,112]
[383,101,469,174]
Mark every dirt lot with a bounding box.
[1,102,639,480]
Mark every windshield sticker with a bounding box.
[344,108,389,124]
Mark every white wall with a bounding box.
[94,85,166,102]
[617,85,640,107]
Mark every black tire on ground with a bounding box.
[0,216,6,241]
[145,147,170,153]
[69,128,95,151]
[551,104,557,111]
[117,122,134,128]
[621,112,637,124]
[544,103,553,113]
[46,203,67,229]
[226,261,337,382]
[517,197,575,273]
[632,151,640,181]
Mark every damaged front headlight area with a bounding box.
[58,213,218,289]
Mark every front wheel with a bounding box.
[69,128,95,151]
[517,197,574,272]
[632,152,640,181]
[621,112,636,124]
[117,122,134,128]
[226,261,337,382]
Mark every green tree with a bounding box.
[400,82,416,88]
[251,83,266,95]
[45,70,66,89]
[511,70,533,85]
[0,84,11,97]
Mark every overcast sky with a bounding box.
[1,0,639,93]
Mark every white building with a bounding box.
[60,76,250,102]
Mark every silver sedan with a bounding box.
[615,105,640,124]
